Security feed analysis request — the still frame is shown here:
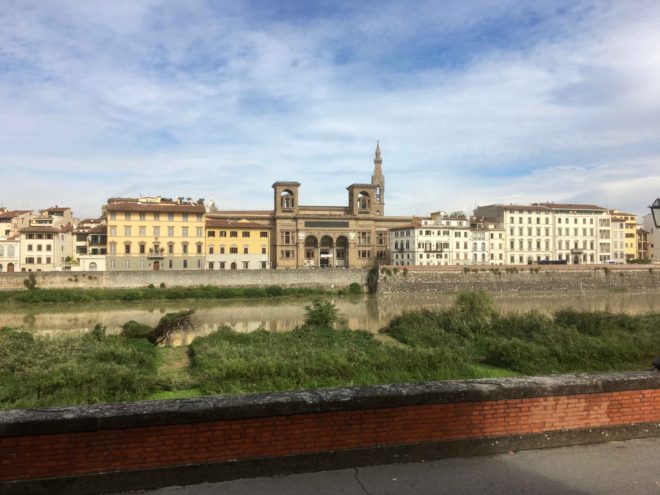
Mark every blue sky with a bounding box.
[1,0,659,219]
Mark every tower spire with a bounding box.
[371,141,385,215]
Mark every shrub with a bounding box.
[304,299,341,328]
[346,282,362,295]
[120,321,153,340]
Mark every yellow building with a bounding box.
[106,197,206,271]
[610,210,638,261]
[205,219,271,270]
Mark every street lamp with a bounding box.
[650,198,660,228]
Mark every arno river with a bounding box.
[2,291,660,345]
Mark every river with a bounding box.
[1,290,660,345]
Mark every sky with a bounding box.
[1,0,660,220]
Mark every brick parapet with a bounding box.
[1,372,658,491]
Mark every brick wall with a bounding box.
[1,372,658,494]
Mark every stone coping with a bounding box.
[1,371,657,438]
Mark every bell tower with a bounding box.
[371,141,385,216]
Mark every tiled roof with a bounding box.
[0,210,33,219]
[536,203,608,211]
[19,226,62,234]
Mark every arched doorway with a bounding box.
[231,262,237,270]
[153,261,160,271]
[335,236,348,268]
[320,236,333,268]
[0,264,3,272]
[88,262,97,272]
[6,263,13,273]
[304,235,318,267]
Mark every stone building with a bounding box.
[209,144,413,269]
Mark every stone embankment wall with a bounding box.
[1,372,658,494]
[377,265,660,294]
[0,269,369,291]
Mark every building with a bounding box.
[642,213,659,262]
[0,235,20,272]
[106,197,206,271]
[19,225,73,271]
[208,144,413,269]
[610,210,637,261]
[636,226,649,260]
[474,203,611,264]
[205,219,271,270]
[470,216,505,265]
[0,210,34,237]
[72,220,107,271]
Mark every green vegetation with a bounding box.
[0,325,158,409]
[381,292,659,375]
[1,292,657,410]
[0,284,342,305]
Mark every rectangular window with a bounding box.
[230,231,238,238]
[220,231,227,237]
[168,213,175,221]
[124,213,131,220]
[196,214,203,221]
[183,259,188,269]
[220,246,225,254]
[153,226,161,237]
[220,262,226,269]
[182,227,189,237]
[196,227,203,237]
[167,226,174,237]
[243,261,249,269]
[139,244,146,254]
[46,244,51,251]
[209,246,214,254]
[196,244,202,254]
[261,247,267,254]
[261,261,267,269]
[280,231,293,244]
[280,249,294,259]
[260,231,268,238]
[154,213,160,221]
[139,226,146,237]
[182,244,188,254]
[182,214,189,222]
[110,212,117,220]
[230,247,238,254]
[125,244,131,254]
[168,244,174,254]
[168,260,173,269]
[208,231,216,237]
[242,231,250,238]
[139,213,146,221]
[110,226,117,237]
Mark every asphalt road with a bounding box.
[116,437,660,495]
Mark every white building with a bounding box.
[474,203,611,265]
[0,235,20,272]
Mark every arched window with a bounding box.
[357,191,370,210]
[280,189,294,209]
[88,262,97,271]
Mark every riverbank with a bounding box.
[1,293,657,410]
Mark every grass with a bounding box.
[0,284,346,305]
[1,291,657,410]
[380,293,659,375]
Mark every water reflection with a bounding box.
[2,291,660,346]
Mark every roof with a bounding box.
[536,203,608,211]
[209,210,273,216]
[206,219,271,229]
[272,181,301,188]
[44,207,70,213]
[609,210,637,217]
[346,183,376,190]
[107,202,206,213]
[0,210,33,219]
[19,226,62,234]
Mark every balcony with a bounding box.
[148,247,165,259]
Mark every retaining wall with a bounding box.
[377,265,660,294]
[0,269,368,291]
[1,372,658,494]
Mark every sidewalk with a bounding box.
[115,436,660,495]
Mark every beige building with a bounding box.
[209,144,413,269]
[19,225,74,271]
[642,213,659,262]
[636,226,649,260]
[610,210,637,261]
[106,197,206,271]
[72,220,107,271]
[0,209,34,237]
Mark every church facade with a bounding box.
[208,144,413,269]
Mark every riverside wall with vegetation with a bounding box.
[0,269,370,291]
[376,265,660,294]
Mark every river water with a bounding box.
[1,291,660,345]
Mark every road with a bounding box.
[115,437,660,495]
